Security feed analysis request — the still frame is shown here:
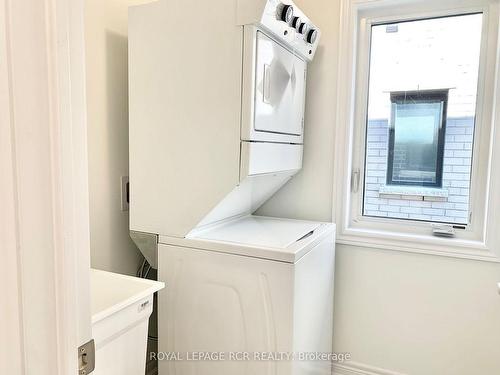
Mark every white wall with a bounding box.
[259,0,500,374]
[85,0,150,275]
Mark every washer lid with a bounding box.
[162,216,334,263]
[190,215,321,249]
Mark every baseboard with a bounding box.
[145,361,401,375]
[333,361,407,375]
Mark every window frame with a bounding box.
[333,0,500,262]
[386,89,449,188]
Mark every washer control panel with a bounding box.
[259,0,321,61]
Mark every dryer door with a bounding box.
[254,31,306,137]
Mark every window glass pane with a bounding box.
[390,99,443,185]
[362,14,482,224]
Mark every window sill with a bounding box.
[336,226,499,263]
[379,185,449,201]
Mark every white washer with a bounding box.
[158,216,335,375]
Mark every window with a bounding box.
[335,0,500,259]
[362,14,482,225]
[387,90,448,187]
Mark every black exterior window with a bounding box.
[387,89,448,187]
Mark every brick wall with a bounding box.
[364,117,474,224]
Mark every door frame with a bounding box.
[1,0,91,374]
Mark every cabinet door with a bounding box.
[254,31,306,136]
[158,244,294,375]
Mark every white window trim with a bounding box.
[333,0,500,262]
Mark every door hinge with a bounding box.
[78,339,95,375]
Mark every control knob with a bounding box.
[306,28,318,44]
[290,16,302,31]
[298,22,308,35]
[278,4,294,23]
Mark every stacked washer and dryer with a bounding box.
[129,1,335,374]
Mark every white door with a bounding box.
[254,31,307,136]
[0,0,93,374]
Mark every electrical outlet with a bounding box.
[121,176,129,211]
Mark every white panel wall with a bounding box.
[259,0,500,374]
[85,0,151,275]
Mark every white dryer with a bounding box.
[158,216,335,375]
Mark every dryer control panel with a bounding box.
[260,0,320,61]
